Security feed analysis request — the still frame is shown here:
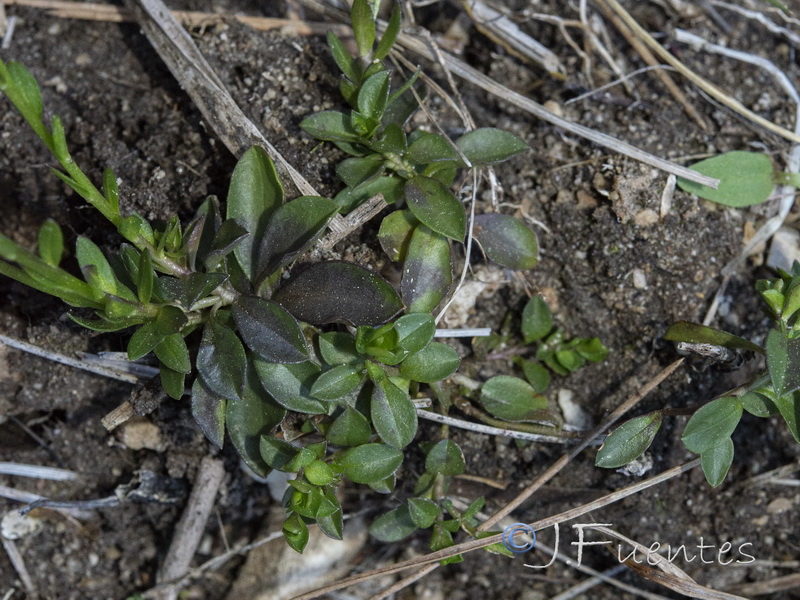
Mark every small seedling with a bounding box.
[596,263,800,486]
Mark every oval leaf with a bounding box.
[226,362,286,477]
[154,333,191,374]
[399,342,460,383]
[407,132,459,165]
[326,407,372,446]
[425,440,465,476]
[300,110,360,143]
[401,224,452,313]
[38,219,64,266]
[479,375,548,421]
[233,295,308,363]
[369,504,417,542]
[665,321,763,354]
[521,296,552,343]
[191,379,226,449]
[394,313,436,354]
[408,498,440,529]
[226,146,283,280]
[473,214,538,270]
[455,128,528,165]
[701,437,734,487]
[681,397,743,454]
[318,331,361,366]
[677,151,775,208]
[404,177,466,241]
[197,318,247,401]
[253,358,326,414]
[274,261,403,326]
[378,209,417,262]
[255,195,338,282]
[337,443,404,484]
[311,365,363,400]
[595,413,662,469]
[371,378,418,449]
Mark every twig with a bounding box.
[591,0,708,130]
[0,462,78,481]
[290,458,701,599]
[597,0,800,144]
[480,358,684,529]
[153,456,225,600]
[0,484,92,519]
[0,333,139,384]
[416,409,575,444]
[1,538,35,597]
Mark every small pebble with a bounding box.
[632,268,647,290]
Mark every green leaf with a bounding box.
[371,123,407,155]
[575,337,609,363]
[102,168,119,214]
[317,488,344,540]
[408,498,440,529]
[394,313,436,354]
[136,250,154,304]
[197,318,247,401]
[159,365,185,400]
[521,360,550,393]
[274,261,403,326]
[378,209,418,262]
[127,307,186,360]
[37,220,64,267]
[253,358,327,414]
[69,314,145,332]
[326,407,372,446]
[305,460,335,486]
[154,333,191,374]
[334,176,403,214]
[259,437,300,471]
[311,365,363,400]
[555,349,584,372]
[318,331,362,366]
[336,155,384,188]
[76,237,126,300]
[337,443,404,484]
[455,128,528,165]
[773,392,800,443]
[6,61,43,120]
[701,438,734,487]
[227,362,285,477]
[351,0,376,57]
[407,132,460,165]
[191,379,226,448]
[399,342,460,383]
[357,71,390,121]
[677,151,775,208]
[425,440,465,476]
[255,195,338,283]
[479,375,548,421]
[766,329,800,397]
[681,397,743,454]
[473,214,539,270]
[232,296,309,364]
[374,5,401,60]
[300,110,361,143]
[740,391,778,417]
[369,504,417,541]
[404,177,466,241]
[521,296,552,343]
[283,513,309,553]
[664,321,763,354]
[371,378,418,448]
[327,31,359,82]
[595,413,662,468]
[401,224,452,313]
[204,219,248,272]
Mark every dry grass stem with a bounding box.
[0,462,78,481]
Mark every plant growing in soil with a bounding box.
[596,264,800,486]
[0,0,562,553]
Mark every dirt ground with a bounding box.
[1,1,799,599]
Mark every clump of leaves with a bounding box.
[596,263,800,486]
[677,150,800,208]
[472,295,608,423]
[301,0,537,318]
[0,0,542,555]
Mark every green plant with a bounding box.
[677,150,800,207]
[596,263,800,486]
[0,0,547,554]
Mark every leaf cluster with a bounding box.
[597,263,800,486]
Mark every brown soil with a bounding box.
[1,1,799,599]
